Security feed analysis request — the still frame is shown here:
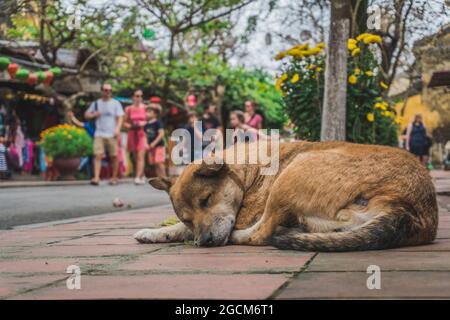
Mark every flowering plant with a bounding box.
[40,124,93,158]
[275,33,400,145]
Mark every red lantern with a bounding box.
[8,63,19,79]
[170,105,179,116]
[28,73,38,86]
[43,70,54,85]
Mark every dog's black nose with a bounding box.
[198,233,214,247]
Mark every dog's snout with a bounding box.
[196,232,214,247]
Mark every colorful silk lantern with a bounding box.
[16,69,30,81]
[170,105,179,116]
[0,57,11,71]
[36,71,46,83]
[8,63,19,79]
[28,73,38,86]
[43,70,54,85]
[49,67,62,77]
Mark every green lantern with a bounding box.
[16,69,30,81]
[143,28,155,40]
[49,67,62,77]
[0,57,11,70]
[36,71,46,83]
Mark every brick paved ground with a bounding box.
[1,171,450,299]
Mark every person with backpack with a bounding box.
[84,83,124,186]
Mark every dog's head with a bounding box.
[149,162,245,246]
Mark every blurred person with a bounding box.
[68,110,94,178]
[202,103,221,131]
[184,112,203,162]
[149,96,162,114]
[123,89,148,185]
[0,135,10,179]
[144,107,166,178]
[406,113,432,167]
[229,110,271,144]
[201,103,222,151]
[85,83,124,186]
[244,100,263,130]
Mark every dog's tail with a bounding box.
[271,206,437,252]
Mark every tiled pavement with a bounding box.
[1,171,450,299]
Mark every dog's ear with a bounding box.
[148,177,175,192]
[195,161,228,177]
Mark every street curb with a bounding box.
[0,178,135,189]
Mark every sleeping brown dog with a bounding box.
[134,141,438,251]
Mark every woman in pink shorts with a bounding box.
[123,89,148,185]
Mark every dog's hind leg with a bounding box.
[134,223,193,244]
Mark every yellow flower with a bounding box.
[354,68,361,75]
[348,74,358,85]
[63,131,68,135]
[363,35,382,44]
[356,33,372,42]
[380,81,388,89]
[348,39,358,51]
[365,70,374,77]
[68,135,72,139]
[294,43,309,51]
[374,102,388,111]
[351,48,360,57]
[306,64,316,70]
[275,78,283,92]
[274,51,287,61]
[301,47,322,57]
[291,74,300,84]
[316,42,325,49]
[367,113,375,122]
[316,67,322,72]
[280,73,288,81]
[286,48,304,58]
[394,117,402,125]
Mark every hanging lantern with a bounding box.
[28,73,38,86]
[169,105,179,116]
[0,57,11,71]
[8,63,19,79]
[49,67,62,77]
[43,70,54,85]
[143,28,156,40]
[36,71,46,83]
[16,69,30,81]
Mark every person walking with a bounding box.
[406,113,432,167]
[123,89,147,185]
[85,83,124,186]
[144,107,167,178]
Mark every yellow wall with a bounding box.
[395,94,441,133]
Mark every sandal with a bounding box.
[90,180,100,186]
[109,179,118,186]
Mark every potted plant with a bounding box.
[40,124,93,180]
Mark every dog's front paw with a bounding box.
[229,229,251,244]
[133,228,168,243]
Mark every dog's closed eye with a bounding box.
[199,194,211,208]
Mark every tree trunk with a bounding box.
[321,0,351,141]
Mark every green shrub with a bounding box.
[40,124,93,158]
